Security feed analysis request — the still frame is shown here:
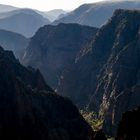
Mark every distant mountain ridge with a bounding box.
[0,9,50,37]
[0,4,67,22]
[0,4,18,13]
[53,1,140,27]
[45,9,67,21]
[0,4,68,22]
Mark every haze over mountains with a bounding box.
[0,8,50,37]
[0,29,29,58]
[45,9,68,21]
[0,4,17,13]
[54,1,140,27]
[0,0,139,139]
[1,0,140,37]
[0,4,67,37]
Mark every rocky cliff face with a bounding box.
[93,9,140,135]
[57,9,140,135]
[116,107,140,140]
[22,23,97,88]
[0,46,94,140]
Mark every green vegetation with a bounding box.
[80,110,115,140]
[80,110,103,131]
[107,138,115,140]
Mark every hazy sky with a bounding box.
[0,0,108,11]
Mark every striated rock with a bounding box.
[96,9,140,135]
[22,23,97,88]
[57,50,94,108]
[57,9,140,135]
[0,46,94,140]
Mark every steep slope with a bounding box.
[53,1,140,27]
[91,9,140,135]
[22,23,98,88]
[57,9,140,135]
[0,9,50,37]
[116,107,140,140]
[0,29,29,59]
[0,46,94,140]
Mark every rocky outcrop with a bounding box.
[57,9,140,135]
[0,46,94,140]
[22,23,97,88]
[116,107,140,140]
